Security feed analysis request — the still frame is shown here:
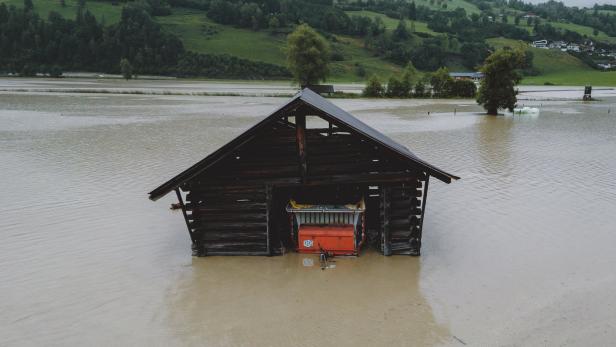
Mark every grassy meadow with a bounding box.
[156,8,287,66]
[345,10,439,36]
[413,0,480,14]
[487,38,616,86]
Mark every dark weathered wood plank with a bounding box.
[296,114,307,183]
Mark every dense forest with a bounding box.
[0,0,289,77]
[0,0,614,79]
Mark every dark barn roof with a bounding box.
[149,89,459,201]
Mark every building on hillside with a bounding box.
[566,43,581,52]
[149,89,459,257]
[449,72,484,82]
[549,40,567,49]
[532,40,549,49]
[598,63,613,70]
[581,40,595,52]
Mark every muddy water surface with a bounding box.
[1,80,615,346]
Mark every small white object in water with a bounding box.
[302,258,314,267]
[513,107,540,115]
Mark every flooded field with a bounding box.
[1,79,615,346]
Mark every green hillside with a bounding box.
[413,0,480,14]
[157,8,400,82]
[345,10,438,35]
[157,8,287,66]
[549,21,616,44]
[487,38,616,86]
[1,0,615,85]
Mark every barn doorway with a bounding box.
[268,184,381,255]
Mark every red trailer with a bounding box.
[286,200,365,256]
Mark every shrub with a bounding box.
[386,76,408,97]
[451,79,477,97]
[363,74,384,97]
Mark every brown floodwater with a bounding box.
[1,79,615,346]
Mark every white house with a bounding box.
[532,40,548,49]
[566,43,580,52]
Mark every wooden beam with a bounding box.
[175,188,196,244]
[265,184,272,256]
[296,113,307,183]
[419,174,430,233]
[203,171,417,187]
[382,186,392,256]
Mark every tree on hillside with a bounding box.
[120,58,133,80]
[286,24,330,86]
[476,49,525,115]
[24,0,33,12]
[392,20,410,41]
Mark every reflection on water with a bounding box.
[168,253,446,346]
[1,80,616,346]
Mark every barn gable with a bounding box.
[149,89,459,257]
[149,89,458,202]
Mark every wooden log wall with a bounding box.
[183,184,269,256]
[380,173,428,256]
[305,130,409,177]
[179,116,428,256]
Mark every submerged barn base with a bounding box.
[150,89,458,257]
[183,179,430,257]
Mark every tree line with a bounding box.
[0,0,289,79]
[362,66,477,99]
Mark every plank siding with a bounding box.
[180,117,429,256]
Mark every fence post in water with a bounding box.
[583,85,592,101]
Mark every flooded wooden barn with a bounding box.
[149,89,459,256]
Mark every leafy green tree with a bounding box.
[386,76,407,97]
[476,49,525,115]
[430,67,453,97]
[363,74,384,97]
[408,2,417,20]
[401,62,418,94]
[120,58,133,80]
[451,80,476,97]
[414,79,427,97]
[286,24,330,86]
[24,0,33,12]
[268,16,280,31]
[392,20,410,41]
[49,65,63,78]
[20,63,37,77]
